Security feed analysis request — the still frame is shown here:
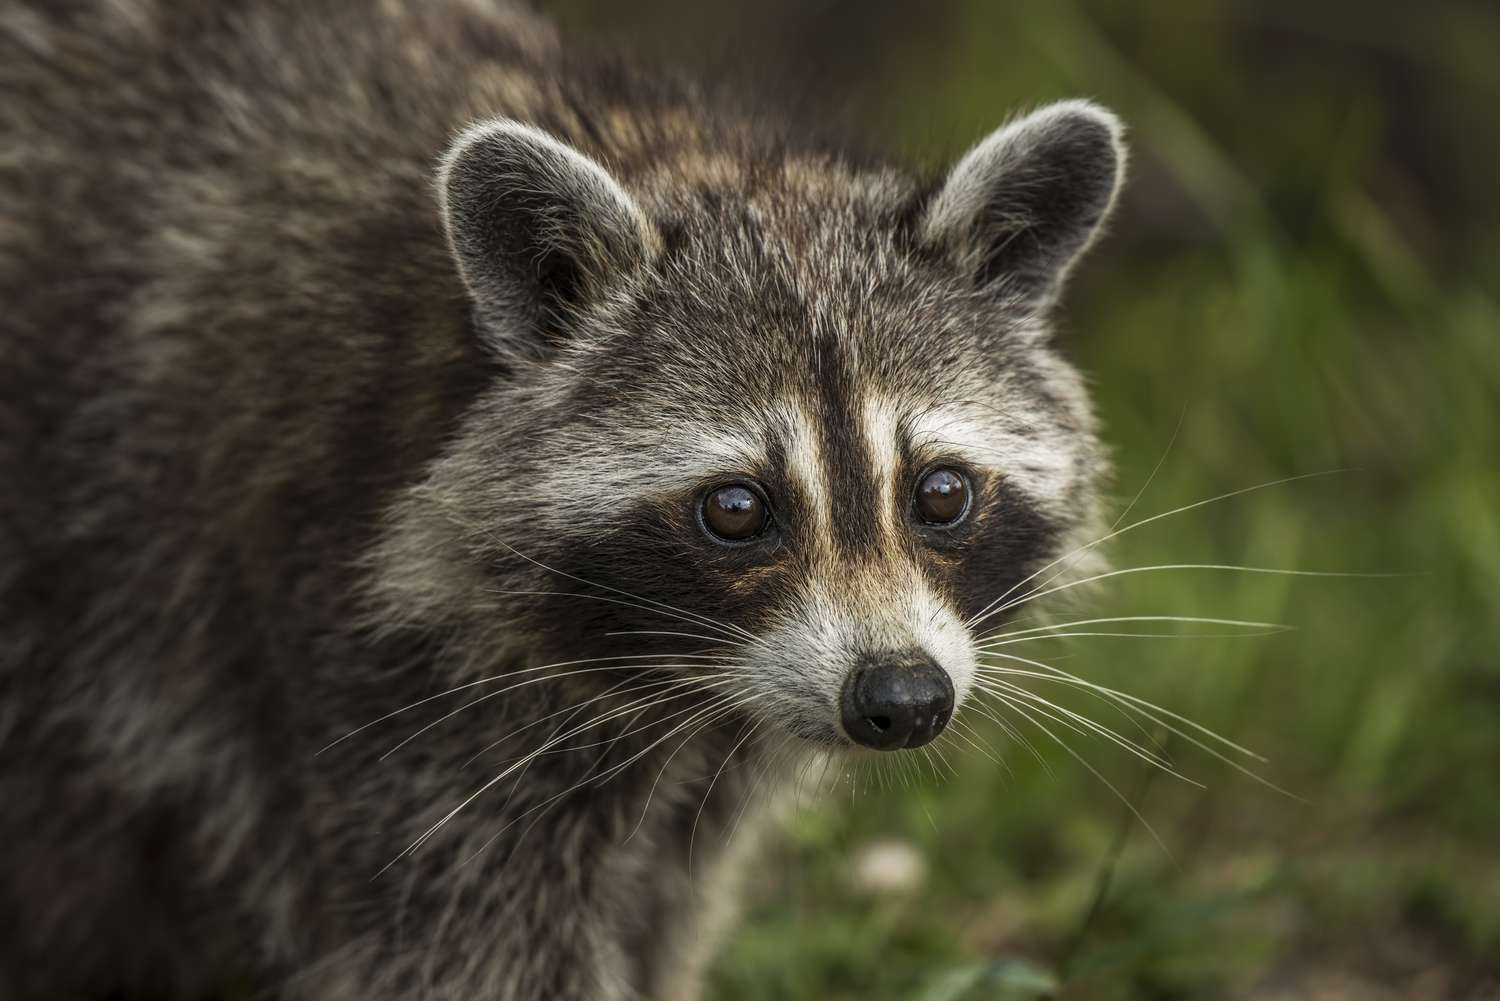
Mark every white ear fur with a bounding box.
[921,100,1127,308]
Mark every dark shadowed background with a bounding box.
[542,2,1499,998]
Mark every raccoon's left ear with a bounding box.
[438,119,659,357]
[919,100,1126,310]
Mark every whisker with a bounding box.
[916,746,940,784]
[487,588,748,644]
[481,537,758,642]
[1110,405,1186,531]
[973,678,1197,784]
[384,685,750,874]
[977,651,1264,761]
[687,716,763,874]
[318,651,729,755]
[459,672,742,769]
[982,629,1284,646]
[503,675,759,764]
[974,663,1166,753]
[378,660,744,762]
[973,679,1134,752]
[603,629,745,647]
[977,654,1304,800]
[467,692,765,866]
[474,672,668,835]
[473,691,756,871]
[947,716,1011,775]
[723,730,804,850]
[978,562,1403,628]
[966,469,1353,631]
[942,720,1014,774]
[986,693,1174,860]
[931,743,958,780]
[623,694,763,844]
[963,697,1052,776]
[978,615,1292,646]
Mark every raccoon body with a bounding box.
[0,2,1124,998]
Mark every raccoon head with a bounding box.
[386,101,1123,754]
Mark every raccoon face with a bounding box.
[418,102,1124,752]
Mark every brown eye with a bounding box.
[701,483,769,542]
[915,468,970,526]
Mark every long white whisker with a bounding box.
[468,691,756,870]
[990,694,1174,859]
[978,615,1291,646]
[687,716,762,875]
[974,678,1197,784]
[589,692,764,789]
[978,654,1303,800]
[724,730,802,850]
[486,588,748,643]
[319,652,729,755]
[475,672,670,834]
[379,660,743,762]
[1110,405,1186,531]
[978,651,1264,760]
[947,716,1010,775]
[979,562,1401,628]
[482,537,758,642]
[459,672,743,769]
[964,698,1052,775]
[983,629,1284,646]
[974,663,1166,751]
[385,685,749,873]
[603,629,745,647]
[966,469,1352,630]
[507,676,759,764]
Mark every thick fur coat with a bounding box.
[0,2,1125,997]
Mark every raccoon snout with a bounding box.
[840,655,955,751]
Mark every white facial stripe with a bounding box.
[692,428,767,472]
[908,405,1076,508]
[861,396,902,537]
[907,406,998,463]
[528,419,767,534]
[772,400,830,546]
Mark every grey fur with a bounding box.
[0,2,1124,998]
[921,99,1127,309]
[440,120,661,355]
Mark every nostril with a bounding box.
[867,715,892,732]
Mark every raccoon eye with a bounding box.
[914,468,970,526]
[701,483,769,542]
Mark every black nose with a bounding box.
[840,655,955,751]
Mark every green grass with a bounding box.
[542,1,1500,995]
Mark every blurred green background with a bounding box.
[545,3,1499,998]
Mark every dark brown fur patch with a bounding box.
[0,3,1115,998]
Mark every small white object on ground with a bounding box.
[852,838,926,894]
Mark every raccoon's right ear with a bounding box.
[438,120,659,356]
[919,100,1126,311]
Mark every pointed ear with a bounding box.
[919,100,1126,310]
[438,120,658,356]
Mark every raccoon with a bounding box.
[0,1,1124,998]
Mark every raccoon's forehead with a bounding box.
[579,191,1018,402]
[634,161,943,328]
[534,371,1086,521]
[529,170,1095,519]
